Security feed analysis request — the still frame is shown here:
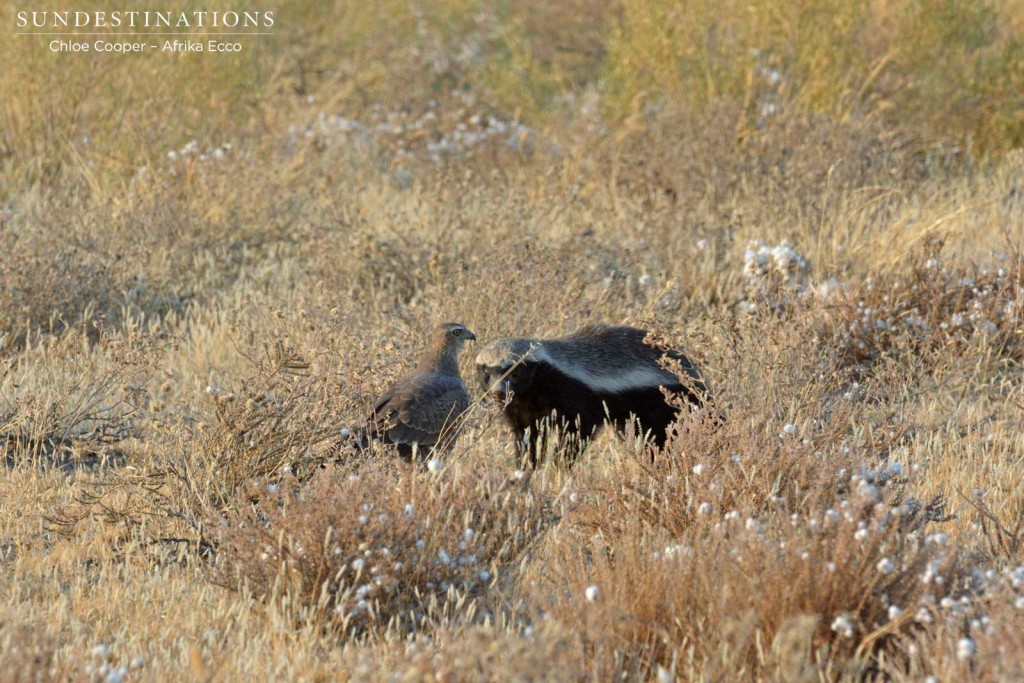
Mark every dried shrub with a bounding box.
[541,480,962,679]
[0,617,65,683]
[820,238,1024,366]
[0,326,159,469]
[213,460,550,639]
[337,622,589,682]
[885,576,1024,681]
[0,237,118,349]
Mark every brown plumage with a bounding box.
[358,322,476,459]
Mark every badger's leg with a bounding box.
[511,422,541,469]
[532,418,557,468]
[546,412,599,467]
[526,427,541,469]
[523,415,566,468]
[603,386,686,455]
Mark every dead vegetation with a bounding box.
[3,1,1024,680]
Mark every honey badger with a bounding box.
[476,324,710,466]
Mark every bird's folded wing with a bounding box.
[370,374,470,446]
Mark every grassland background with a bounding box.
[2,0,1024,680]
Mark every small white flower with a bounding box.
[351,558,366,572]
[638,274,652,286]
[856,480,879,501]
[512,469,525,479]
[663,544,691,558]
[956,637,976,660]
[438,549,451,565]
[585,585,600,602]
[877,558,895,574]
[464,528,475,541]
[854,528,869,541]
[426,459,443,473]
[692,463,706,476]
[91,644,109,659]
[130,657,145,669]
[656,665,674,683]
[480,570,491,581]
[887,605,903,621]
[696,239,708,251]
[340,427,351,437]
[1012,567,1024,587]
[267,484,280,494]
[697,502,712,515]
[782,423,797,435]
[745,518,761,532]
[830,614,854,638]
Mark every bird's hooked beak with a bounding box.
[465,330,477,341]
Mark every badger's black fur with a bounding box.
[476,324,710,466]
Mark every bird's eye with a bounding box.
[452,329,462,337]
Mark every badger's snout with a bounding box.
[477,365,512,398]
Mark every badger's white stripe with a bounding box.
[531,345,679,393]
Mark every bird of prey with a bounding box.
[358,322,476,460]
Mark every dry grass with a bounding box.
[3,0,1024,680]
